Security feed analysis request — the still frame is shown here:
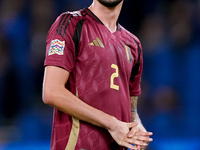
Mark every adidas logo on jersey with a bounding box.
[89,37,104,48]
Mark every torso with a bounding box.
[45,8,142,150]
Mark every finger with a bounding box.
[136,126,153,135]
[133,135,153,142]
[137,123,146,132]
[135,131,153,136]
[127,138,148,147]
[134,144,141,150]
[130,146,140,150]
[128,126,138,138]
[134,144,148,150]
[127,121,141,138]
[128,130,152,139]
[133,134,152,144]
[140,141,150,149]
[126,121,138,129]
[121,142,140,150]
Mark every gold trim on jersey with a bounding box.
[65,89,80,150]
[89,37,104,48]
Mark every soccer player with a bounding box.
[43,0,153,150]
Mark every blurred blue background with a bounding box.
[0,0,200,149]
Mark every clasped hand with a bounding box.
[127,123,153,150]
[108,120,153,150]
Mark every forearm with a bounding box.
[43,86,115,130]
[130,96,142,124]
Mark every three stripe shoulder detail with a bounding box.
[56,12,82,37]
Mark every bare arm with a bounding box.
[130,96,142,125]
[42,66,149,149]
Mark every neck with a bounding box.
[89,1,123,33]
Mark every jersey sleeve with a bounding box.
[44,13,76,72]
[129,41,143,96]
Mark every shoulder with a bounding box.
[55,9,85,24]
[48,9,87,37]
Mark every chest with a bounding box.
[80,24,137,68]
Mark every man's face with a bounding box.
[97,0,123,7]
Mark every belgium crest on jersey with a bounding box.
[124,45,133,62]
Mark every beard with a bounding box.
[97,0,123,7]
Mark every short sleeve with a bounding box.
[44,13,76,72]
[129,42,143,96]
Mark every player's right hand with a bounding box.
[107,118,149,150]
[128,123,153,150]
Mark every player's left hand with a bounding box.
[127,124,153,150]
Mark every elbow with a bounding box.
[42,88,55,106]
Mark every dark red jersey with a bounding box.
[44,8,143,150]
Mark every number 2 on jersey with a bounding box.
[110,64,119,90]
